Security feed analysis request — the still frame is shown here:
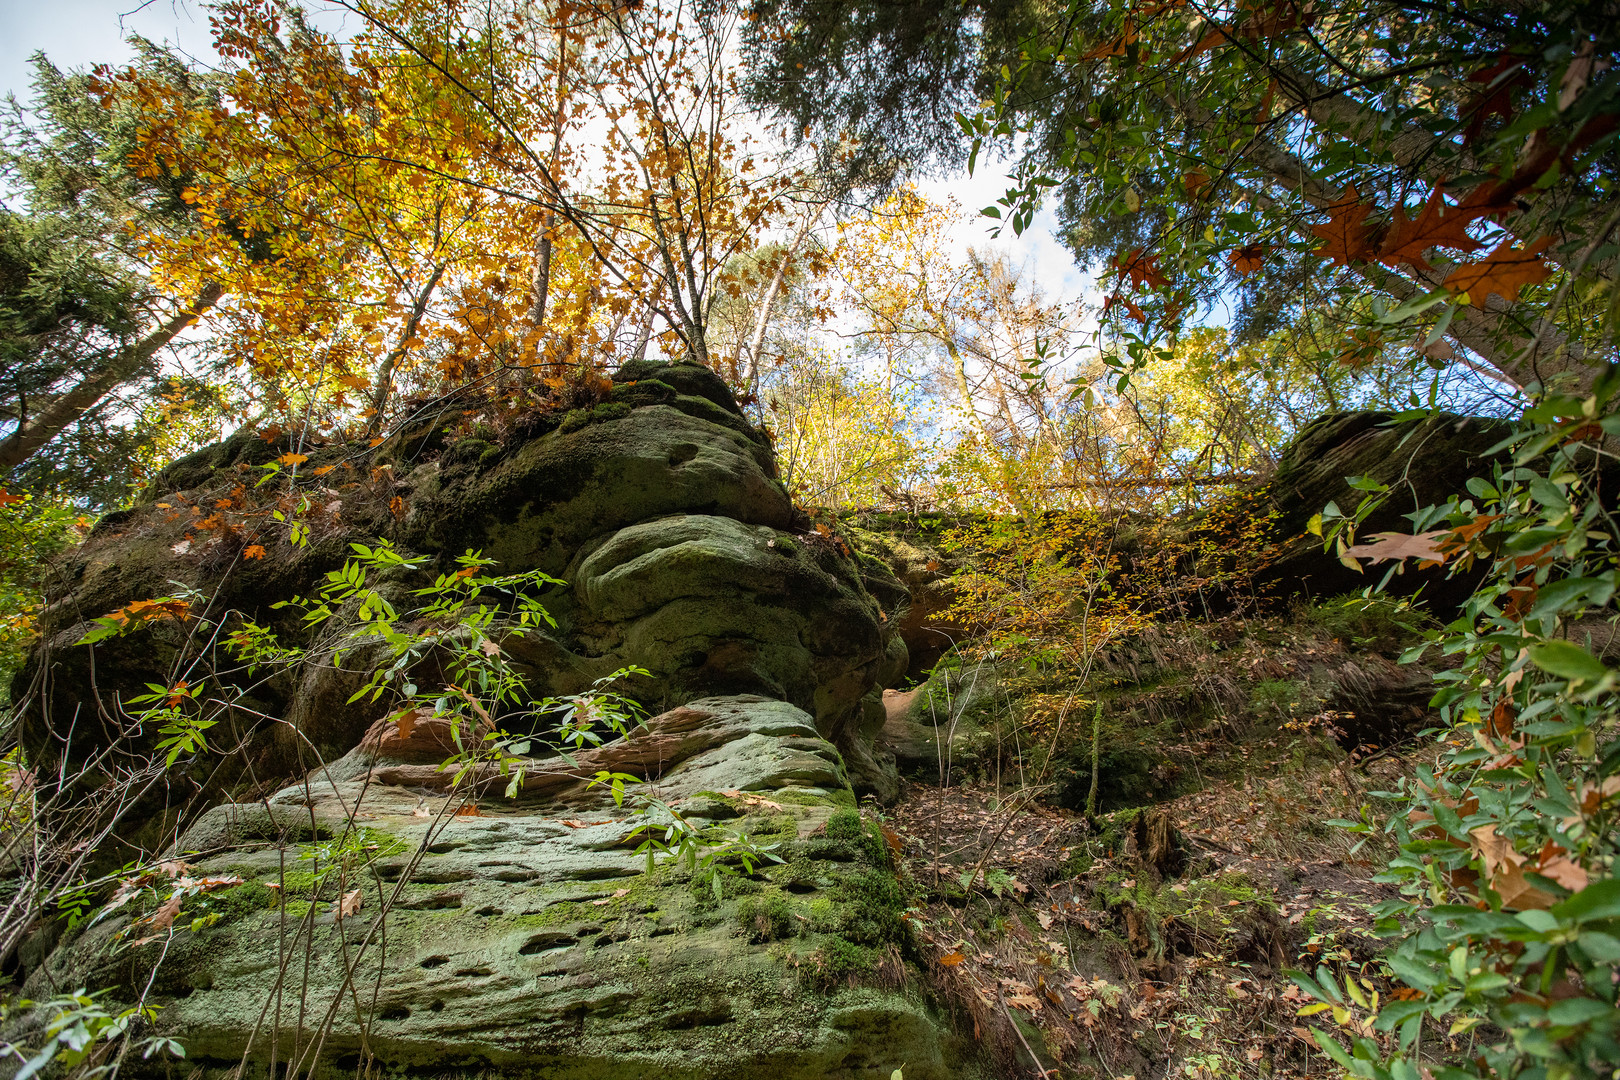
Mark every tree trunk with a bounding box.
[1085,699,1101,818]
[370,261,448,423]
[0,282,224,478]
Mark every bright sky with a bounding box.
[0,0,1096,310]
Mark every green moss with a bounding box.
[800,937,880,991]
[738,812,799,841]
[817,808,887,866]
[770,787,855,808]
[831,868,907,946]
[735,889,794,943]
[189,881,278,924]
[824,808,863,843]
[807,896,837,932]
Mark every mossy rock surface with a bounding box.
[24,696,964,1080]
[14,362,892,802]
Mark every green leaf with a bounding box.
[1529,640,1612,684]
[1554,879,1620,922]
[1579,931,1620,963]
[1546,998,1613,1025]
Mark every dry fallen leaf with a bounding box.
[1537,855,1589,892]
[589,888,632,906]
[411,805,432,818]
[133,894,184,945]
[334,888,363,920]
[195,875,244,891]
[394,708,420,741]
[1343,530,1451,565]
[938,951,966,967]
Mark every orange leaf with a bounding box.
[1335,327,1385,368]
[133,894,184,944]
[1377,183,1486,271]
[277,453,310,466]
[394,707,420,740]
[312,465,337,477]
[939,951,966,967]
[1536,855,1588,893]
[1112,248,1170,290]
[243,544,266,560]
[0,491,21,508]
[1442,236,1554,307]
[1237,0,1316,40]
[1172,27,1227,62]
[1229,243,1267,275]
[1464,53,1532,144]
[1310,186,1379,266]
[1082,19,1138,58]
[1182,170,1210,196]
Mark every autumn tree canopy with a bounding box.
[745,0,1620,396]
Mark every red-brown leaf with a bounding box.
[1310,186,1379,266]
[1229,243,1267,275]
[1377,184,1485,272]
[1442,236,1554,306]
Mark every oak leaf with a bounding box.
[1536,856,1588,893]
[1310,186,1379,266]
[334,888,363,919]
[1377,184,1485,272]
[1112,248,1169,290]
[1229,244,1267,275]
[134,894,185,945]
[938,951,966,967]
[243,544,266,560]
[1443,236,1554,306]
[1342,530,1450,565]
[1489,862,1556,910]
[1464,54,1531,143]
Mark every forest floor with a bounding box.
[882,749,1422,1080]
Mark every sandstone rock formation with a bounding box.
[11,361,954,1077]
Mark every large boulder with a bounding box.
[1255,411,1511,607]
[9,359,911,903]
[22,697,965,1079]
